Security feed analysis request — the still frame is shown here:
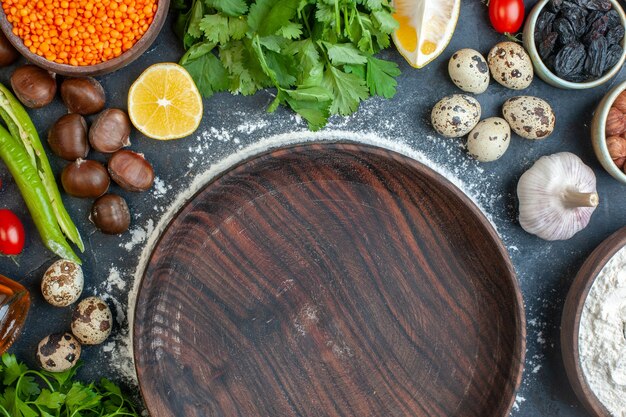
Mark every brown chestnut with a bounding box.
[89,109,131,153]
[10,65,56,108]
[61,159,110,198]
[48,114,89,161]
[108,150,154,192]
[90,194,131,234]
[0,31,19,67]
[61,77,105,115]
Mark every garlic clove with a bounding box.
[517,152,598,241]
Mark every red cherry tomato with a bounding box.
[489,0,525,34]
[0,209,25,255]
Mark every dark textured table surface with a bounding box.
[1,0,624,415]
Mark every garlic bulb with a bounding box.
[517,152,599,241]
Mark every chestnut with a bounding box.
[89,109,131,153]
[90,194,131,234]
[48,114,89,161]
[108,150,154,192]
[10,65,57,108]
[61,159,110,198]
[0,31,19,67]
[61,77,106,115]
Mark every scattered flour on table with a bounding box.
[99,110,513,391]
[579,245,626,417]
[120,219,154,251]
[512,395,526,412]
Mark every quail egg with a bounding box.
[502,96,555,140]
[71,296,113,345]
[431,94,481,138]
[448,49,490,94]
[41,260,83,307]
[467,117,511,162]
[37,332,81,372]
[488,42,534,90]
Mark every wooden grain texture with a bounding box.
[561,226,626,417]
[0,0,169,76]
[133,143,526,417]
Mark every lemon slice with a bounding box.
[392,0,460,69]
[128,63,203,140]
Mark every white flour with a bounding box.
[579,245,626,417]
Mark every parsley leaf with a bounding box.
[199,14,230,43]
[204,0,248,16]
[325,42,368,65]
[34,389,65,409]
[323,65,369,115]
[366,56,400,98]
[183,52,229,96]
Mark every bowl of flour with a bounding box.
[562,226,626,417]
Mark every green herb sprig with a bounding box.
[0,354,139,417]
[175,0,401,130]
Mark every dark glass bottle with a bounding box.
[0,274,29,354]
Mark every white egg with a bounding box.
[488,42,534,90]
[448,49,490,94]
[502,96,556,140]
[71,296,113,345]
[467,117,511,162]
[37,332,81,372]
[41,259,83,307]
[431,94,481,138]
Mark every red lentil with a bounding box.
[2,0,158,66]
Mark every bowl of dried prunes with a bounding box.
[523,0,626,89]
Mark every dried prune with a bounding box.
[562,5,589,36]
[584,10,605,33]
[606,24,625,45]
[536,11,557,35]
[584,36,608,77]
[554,41,586,79]
[561,2,589,18]
[548,0,564,12]
[606,9,621,28]
[583,15,610,44]
[539,32,560,59]
[604,44,623,70]
[574,0,611,11]
[555,18,577,45]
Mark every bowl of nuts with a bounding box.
[591,80,626,184]
[523,0,626,90]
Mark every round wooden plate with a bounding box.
[133,143,526,417]
[562,226,626,417]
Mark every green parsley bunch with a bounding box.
[0,354,139,417]
[174,0,401,130]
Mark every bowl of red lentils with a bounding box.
[0,0,169,76]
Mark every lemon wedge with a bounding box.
[392,0,460,69]
[128,63,203,140]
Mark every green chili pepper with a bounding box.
[0,125,80,263]
[0,83,84,252]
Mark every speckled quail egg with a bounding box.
[71,296,112,345]
[448,49,490,94]
[37,332,81,372]
[467,117,511,162]
[502,96,555,140]
[41,260,83,307]
[488,42,534,90]
[431,94,481,138]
